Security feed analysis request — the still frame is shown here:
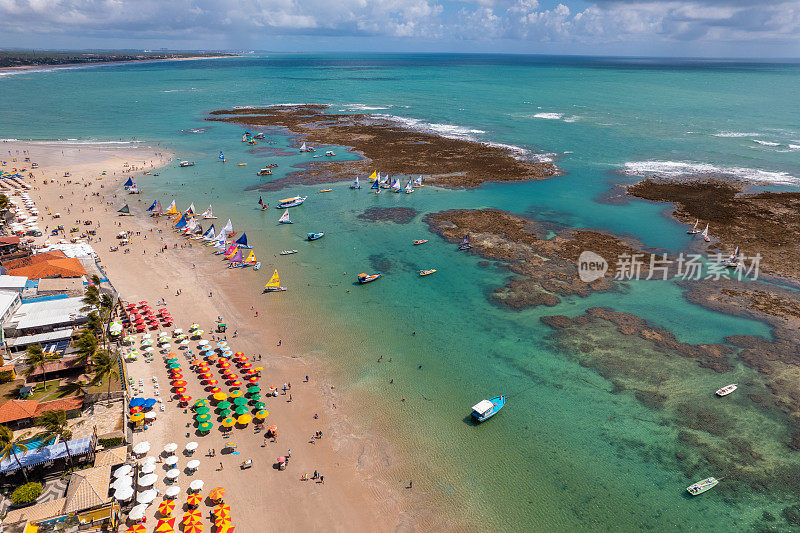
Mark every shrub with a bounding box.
[10,482,42,505]
[97,437,124,448]
[0,370,15,384]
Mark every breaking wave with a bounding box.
[621,160,797,185]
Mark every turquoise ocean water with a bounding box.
[3,55,800,530]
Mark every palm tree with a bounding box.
[24,344,57,390]
[82,285,115,350]
[73,330,98,367]
[90,350,120,404]
[0,194,9,211]
[35,410,73,465]
[0,425,30,481]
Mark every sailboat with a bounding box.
[224,245,239,260]
[370,178,381,194]
[404,180,414,194]
[701,223,711,242]
[117,204,133,216]
[391,178,401,192]
[350,176,360,189]
[239,250,258,268]
[367,171,377,182]
[235,233,252,249]
[182,218,198,234]
[278,209,292,224]
[264,269,287,292]
[413,176,423,187]
[185,203,195,217]
[148,200,162,217]
[128,183,140,194]
[146,200,158,212]
[687,219,700,234]
[258,196,268,211]
[221,219,236,238]
[458,234,473,250]
[123,177,134,190]
[227,248,244,268]
[196,225,214,240]
[219,151,226,163]
[174,214,188,229]
[201,205,216,219]
[380,174,391,188]
[216,242,236,256]
[241,133,248,143]
[724,246,740,268]
[299,142,315,153]
[210,234,227,249]
[164,200,178,216]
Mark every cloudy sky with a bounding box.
[0,0,798,57]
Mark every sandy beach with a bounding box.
[4,141,415,532]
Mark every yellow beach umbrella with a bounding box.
[229,389,243,398]
[215,521,235,532]
[255,410,269,420]
[213,503,231,517]
[221,417,236,428]
[237,413,252,425]
[130,413,145,422]
[208,487,225,501]
[183,522,204,533]
[187,492,202,507]
[213,392,227,402]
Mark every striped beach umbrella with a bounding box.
[157,499,175,516]
[213,503,231,517]
[209,487,225,501]
[183,509,202,524]
[126,525,146,533]
[187,492,203,506]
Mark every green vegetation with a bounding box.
[89,350,121,403]
[0,370,15,384]
[10,482,42,505]
[35,410,73,464]
[98,437,124,448]
[0,193,9,211]
[23,344,58,391]
[0,425,31,481]
[0,50,233,69]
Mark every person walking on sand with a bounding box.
[219,462,223,470]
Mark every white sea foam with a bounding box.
[373,114,486,138]
[533,112,564,120]
[713,131,759,138]
[341,104,393,111]
[622,160,797,185]
[753,139,781,146]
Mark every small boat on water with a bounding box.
[179,161,195,167]
[458,234,473,251]
[264,269,287,292]
[357,272,381,284]
[471,395,505,422]
[325,151,335,157]
[350,176,361,189]
[241,133,248,143]
[404,180,414,194]
[201,205,217,219]
[370,178,381,194]
[219,152,226,162]
[257,169,273,176]
[391,178,401,193]
[280,250,298,255]
[715,384,737,397]
[687,219,700,234]
[254,133,265,139]
[299,142,315,153]
[278,210,292,224]
[307,232,325,241]
[319,189,333,193]
[419,269,437,276]
[263,163,278,168]
[277,196,307,208]
[238,163,247,166]
[413,239,428,245]
[254,262,261,271]
[235,232,252,249]
[701,223,711,243]
[723,247,740,268]
[258,196,269,211]
[413,176,423,187]
[687,477,718,496]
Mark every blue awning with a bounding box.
[0,436,93,473]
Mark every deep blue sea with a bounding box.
[2,54,800,530]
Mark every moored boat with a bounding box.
[687,219,700,234]
[325,150,335,157]
[254,133,265,139]
[413,239,428,245]
[257,169,273,176]
[458,234,473,250]
[471,395,505,422]
[277,196,307,208]
[264,269,286,292]
[723,247,740,268]
[357,272,381,284]
[201,205,216,219]
[280,250,298,255]
[715,384,737,396]
[278,210,292,224]
[307,232,325,241]
[179,161,195,167]
[319,188,333,193]
[299,142,315,153]
[350,176,361,189]
[419,269,437,276]
[687,477,719,495]
[701,223,711,242]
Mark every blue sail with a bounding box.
[235,233,248,247]
[146,200,157,212]
[123,177,134,188]
[370,179,379,190]
[219,151,225,160]
[202,224,214,238]
[174,214,188,229]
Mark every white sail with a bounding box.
[214,235,227,249]
[279,210,291,223]
[184,218,197,232]
[351,176,359,188]
[701,223,709,237]
[391,178,401,190]
[185,202,195,215]
[203,228,216,241]
[300,142,307,151]
[222,219,234,234]
[413,176,422,187]
[201,205,213,217]
[404,181,414,193]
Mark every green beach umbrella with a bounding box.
[246,386,260,394]
[195,406,210,415]
[252,402,265,410]
[198,422,213,432]
[195,413,211,422]
[218,409,230,417]
[233,397,247,406]
[193,399,209,407]
[166,358,178,363]
[216,401,231,410]
[168,363,181,369]
[234,406,249,415]
[248,394,261,402]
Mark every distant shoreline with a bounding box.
[0,54,239,74]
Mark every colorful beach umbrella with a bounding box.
[248,394,261,402]
[214,503,231,516]
[237,414,252,424]
[195,413,211,422]
[187,492,203,506]
[174,387,186,394]
[230,380,242,387]
[234,406,248,415]
[179,395,192,403]
[252,402,265,410]
[232,397,247,406]
[255,410,269,419]
[247,376,260,383]
[218,408,230,417]
[193,399,209,408]
[221,417,236,427]
[172,380,187,387]
[158,499,175,516]
[155,517,176,532]
[168,363,181,369]
[213,392,227,402]
[198,422,213,432]
[209,487,226,501]
[130,413,145,422]
[165,358,177,363]
[183,509,202,524]
[229,389,243,398]
[215,523,235,533]
[183,522,204,533]
[209,387,221,393]
[205,379,219,386]
[126,525,146,533]
[247,386,261,394]
[216,401,231,410]
[195,406,210,414]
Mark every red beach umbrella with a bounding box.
[174,387,186,394]
[247,377,259,383]
[240,363,252,369]
[209,387,221,393]
[205,379,218,386]
[172,380,187,387]
[179,395,192,403]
